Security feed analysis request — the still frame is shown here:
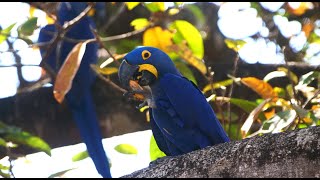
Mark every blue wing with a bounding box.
[154,73,229,155]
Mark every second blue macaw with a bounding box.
[118,46,230,156]
[38,2,111,178]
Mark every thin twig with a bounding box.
[0,41,51,54]
[227,53,240,135]
[0,26,149,55]
[40,3,94,81]
[102,2,126,31]
[63,3,94,31]
[0,64,40,68]
[91,27,120,66]
[282,46,300,106]
[6,146,15,178]
[302,89,320,108]
[17,76,52,94]
[90,64,126,93]
[100,26,150,41]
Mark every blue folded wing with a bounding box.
[159,74,230,146]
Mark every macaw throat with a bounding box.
[118,60,157,90]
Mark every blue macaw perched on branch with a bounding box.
[118,46,230,156]
[38,2,111,178]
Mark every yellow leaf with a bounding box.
[303,117,313,125]
[264,108,275,120]
[97,67,118,76]
[46,15,55,25]
[130,18,150,30]
[126,2,140,10]
[168,8,180,15]
[53,41,89,103]
[88,8,95,17]
[168,43,207,74]
[224,39,246,52]
[302,20,314,38]
[143,26,173,54]
[241,77,277,100]
[202,79,236,93]
[288,2,313,16]
[29,6,36,17]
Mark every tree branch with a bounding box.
[123,126,320,178]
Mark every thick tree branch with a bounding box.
[123,126,320,178]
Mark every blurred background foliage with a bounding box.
[0,2,319,177]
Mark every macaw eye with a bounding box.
[141,50,151,60]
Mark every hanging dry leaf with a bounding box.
[53,41,89,103]
[241,77,277,100]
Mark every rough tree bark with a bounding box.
[122,126,320,178]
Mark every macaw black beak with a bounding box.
[118,60,157,90]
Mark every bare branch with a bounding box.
[90,64,126,93]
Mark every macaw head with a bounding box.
[118,46,180,90]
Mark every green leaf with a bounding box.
[0,122,50,154]
[145,2,165,12]
[203,79,236,93]
[0,138,7,147]
[261,110,296,133]
[126,2,140,10]
[170,20,204,59]
[297,123,308,129]
[72,150,89,162]
[224,123,241,140]
[0,164,9,171]
[185,4,205,27]
[224,39,246,52]
[130,18,149,30]
[48,168,77,178]
[149,135,166,161]
[277,67,298,84]
[0,170,10,178]
[0,121,51,156]
[216,111,239,122]
[114,144,138,155]
[18,17,38,36]
[296,71,320,89]
[0,23,16,44]
[5,131,51,156]
[174,2,184,7]
[292,104,308,119]
[229,98,266,120]
[174,60,197,85]
[286,84,294,99]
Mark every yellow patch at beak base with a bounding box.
[138,64,158,78]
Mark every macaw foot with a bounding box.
[149,156,172,167]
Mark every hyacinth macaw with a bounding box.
[38,2,111,178]
[118,46,230,156]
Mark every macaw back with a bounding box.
[150,73,230,156]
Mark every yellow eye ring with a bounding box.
[142,50,151,60]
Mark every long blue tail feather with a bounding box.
[38,2,112,177]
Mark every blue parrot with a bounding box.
[118,46,230,156]
[37,2,111,178]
